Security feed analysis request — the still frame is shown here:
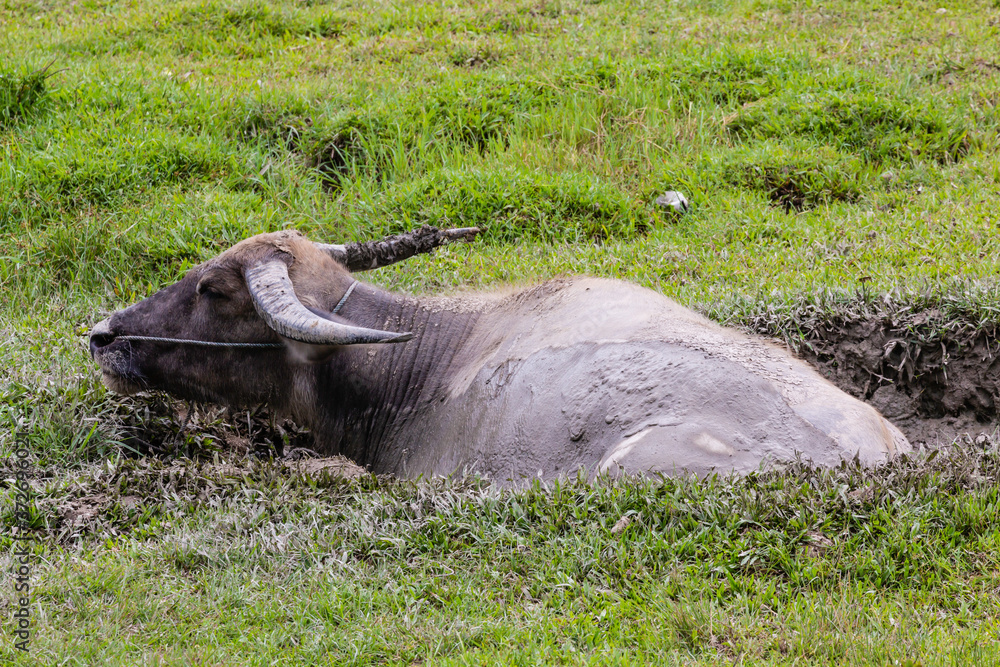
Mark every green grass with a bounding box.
[4,448,1000,664]
[2,0,1000,663]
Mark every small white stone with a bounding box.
[655,191,690,214]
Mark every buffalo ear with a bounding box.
[282,338,342,364]
[280,306,363,364]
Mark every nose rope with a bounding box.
[113,337,283,348]
[331,280,358,315]
[114,281,358,348]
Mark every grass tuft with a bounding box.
[718,143,869,211]
[305,111,393,185]
[68,0,348,58]
[237,101,313,149]
[359,167,654,243]
[729,88,976,165]
[420,77,550,152]
[641,48,804,106]
[0,65,51,128]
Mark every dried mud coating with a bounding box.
[376,278,908,480]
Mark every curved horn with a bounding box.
[318,225,480,272]
[245,261,413,346]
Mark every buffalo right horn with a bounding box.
[318,225,480,272]
[245,261,413,346]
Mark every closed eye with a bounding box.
[197,282,228,300]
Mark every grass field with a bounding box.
[2,0,1000,663]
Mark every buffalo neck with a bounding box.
[294,278,481,470]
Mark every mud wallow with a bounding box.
[743,293,1000,448]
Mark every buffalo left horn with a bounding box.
[245,261,413,346]
[318,225,480,272]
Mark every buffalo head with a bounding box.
[89,227,476,407]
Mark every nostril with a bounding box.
[90,332,116,350]
[89,318,117,358]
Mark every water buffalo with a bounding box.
[90,227,909,480]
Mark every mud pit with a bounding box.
[773,311,1000,448]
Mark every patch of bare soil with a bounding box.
[11,395,372,543]
[4,455,368,544]
[110,396,316,459]
[789,312,999,447]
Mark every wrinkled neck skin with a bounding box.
[286,276,480,471]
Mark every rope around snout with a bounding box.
[114,336,284,348]
[114,281,359,349]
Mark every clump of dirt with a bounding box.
[783,311,999,447]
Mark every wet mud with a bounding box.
[787,313,999,448]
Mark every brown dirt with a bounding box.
[111,396,317,459]
[38,456,367,543]
[787,313,1000,447]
